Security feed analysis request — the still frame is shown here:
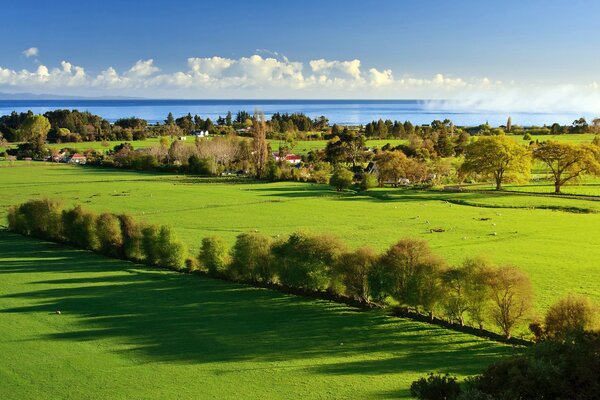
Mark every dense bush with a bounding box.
[8,199,186,271]
[329,166,354,191]
[410,373,461,400]
[118,214,144,261]
[359,172,378,190]
[272,232,345,290]
[96,213,124,257]
[9,199,560,340]
[335,247,378,302]
[229,232,274,282]
[7,198,63,241]
[199,236,229,275]
[460,331,600,400]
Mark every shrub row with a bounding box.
[8,199,536,339]
[198,233,535,339]
[7,199,187,270]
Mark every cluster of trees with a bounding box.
[460,135,600,192]
[0,110,151,144]
[8,198,541,339]
[198,233,535,339]
[410,295,598,400]
[7,199,187,270]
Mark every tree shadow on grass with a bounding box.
[0,231,513,374]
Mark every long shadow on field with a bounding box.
[0,231,512,374]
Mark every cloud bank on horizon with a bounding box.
[2,50,600,113]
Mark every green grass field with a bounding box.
[0,231,513,399]
[2,161,600,314]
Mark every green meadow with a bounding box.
[0,231,513,400]
[2,162,600,314]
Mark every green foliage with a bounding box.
[335,247,378,302]
[533,141,600,193]
[199,236,229,275]
[329,165,354,191]
[229,232,274,282]
[157,226,187,270]
[376,239,444,312]
[7,200,190,270]
[118,214,144,261]
[544,295,597,339]
[62,206,99,250]
[359,172,378,190]
[461,135,531,190]
[464,332,600,400]
[7,198,63,241]
[410,373,461,400]
[96,213,124,257]
[142,225,161,266]
[272,232,345,290]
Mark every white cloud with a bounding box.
[2,53,600,111]
[22,47,39,58]
[368,68,394,87]
[127,59,160,77]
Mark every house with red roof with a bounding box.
[272,152,301,165]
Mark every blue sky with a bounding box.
[1,0,600,105]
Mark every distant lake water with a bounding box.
[0,99,591,127]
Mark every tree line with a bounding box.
[9,198,584,340]
[410,294,599,399]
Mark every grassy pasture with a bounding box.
[0,231,512,399]
[1,162,600,314]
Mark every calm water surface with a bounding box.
[0,99,590,126]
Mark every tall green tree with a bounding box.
[533,141,600,193]
[20,114,51,156]
[460,135,531,190]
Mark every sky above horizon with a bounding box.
[1,0,600,111]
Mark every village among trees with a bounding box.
[2,109,600,194]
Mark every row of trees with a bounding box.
[199,233,534,339]
[7,199,187,269]
[8,198,540,339]
[410,295,598,399]
[461,135,600,192]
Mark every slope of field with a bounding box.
[0,231,512,399]
[2,162,600,314]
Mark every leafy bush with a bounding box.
[272,232,345,290]
[157,226,187,270]
[141,225,161,266]
[62,205,99,250]
[199,236,229,275]
[8,198,63,241]
[359,172,378,190]
[96,213,123,257]
[229,232,274,282]
[329,166,354,191]
[118,214,144,261]
[410,373,461,400]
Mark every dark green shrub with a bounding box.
[141,224,161,266]
[118,214,144,261]
[230,232,274,282]
[8,199,63,241]
[199,236,229,275]
[157,226,187,270]
[410,373,461,400]
[62,205,99,250]
[360,172,378,190]
[329,166,354,191]
[96,213,123,257]
[335,247,378,302]
[272,232,344,290]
